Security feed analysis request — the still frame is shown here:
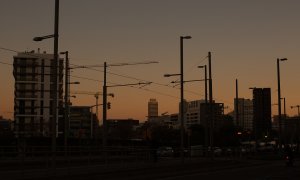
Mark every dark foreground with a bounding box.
[1,157,299,180]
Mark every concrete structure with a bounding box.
[252,88,272,140]
[13,51,63,137]
[234,98,253,131]
[283,116,300,144]
[273,115,300,144]
[179,100,224,130]
[185,100,206,127]
[148,98,158,119]
[200,102,225,131]
[107,119,139,140]
[69,106,97,138]
[147,114,178,128]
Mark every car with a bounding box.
[157,146,174,157]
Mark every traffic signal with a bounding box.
[107,102,111,109]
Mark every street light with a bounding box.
[164,35,191,163]
[33,34,55,42]
[277,57,287,151]
[69,81,80,85]
[198,65,208,150]
[164,73,181,77]
[33,0,59,169]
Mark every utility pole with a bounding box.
[198,65,208,153]
[208,51,214,159]
[52,0,59,169]
[180,36,184,164]
[63,51,69,152]
[103,62,107,148]
[95,93,99,143]
[101,61,157,150]
[277,58,287,151]
[236,79,239,127]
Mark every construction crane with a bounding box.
[70,91,114,120]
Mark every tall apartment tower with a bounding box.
[13,51,63,137]
[252,88,271,140]
[148,98,158,118]
[234,98,253,131]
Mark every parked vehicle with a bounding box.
[157,146,174,157]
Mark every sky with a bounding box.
[1,0,300,121]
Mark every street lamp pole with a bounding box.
[198,65,208,149]
[33,0,59,168]
[103,62,107,148]
[208,51,214,159]
[52,0,59,166]
[60,51,69,151]
[277,58,287,151]
[180,36,191,163]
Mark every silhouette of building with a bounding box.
[200,102,225,131]
[69,106,97,138]
[234,98,253,131]
[13,51,63,137]
[283,116,300,144]
[0,117,13,137]
[148,98,158,119]
[273,115,300,144]
[252,88,271,140]
[179,100,224,130]
[185,100,206,127]
[107,119,139,140]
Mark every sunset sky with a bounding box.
[1,0,300,121]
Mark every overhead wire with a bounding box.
[1,45,231,104]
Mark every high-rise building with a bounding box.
[252,88,271,139]
[69,106,97,138]
[179,100,224,129]
[200,102,225,131]
[185,100,206,126]
[13,51,63,137]
[148,98,158,119]
[234,98,253,131]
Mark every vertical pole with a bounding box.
[180,37,185,164]
[204,65,208,151]
[103,62,107,149]
[277,59,282,151]
[204,65,208,104]
[95,95,99,144]
[90,107,93,138]
[208,51,214,159]
[52,0,59,169]
[236,79,239,127]
[283,98,286,117]
[298,106,300,148]
[64,51,69,153]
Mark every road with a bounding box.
[1,158,299,180]
[158,161,300,180]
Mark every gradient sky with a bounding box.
[1,0,300,121]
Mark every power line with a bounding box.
[167,55,208,86]
[70,62,206,97]
[1,46,228,103]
